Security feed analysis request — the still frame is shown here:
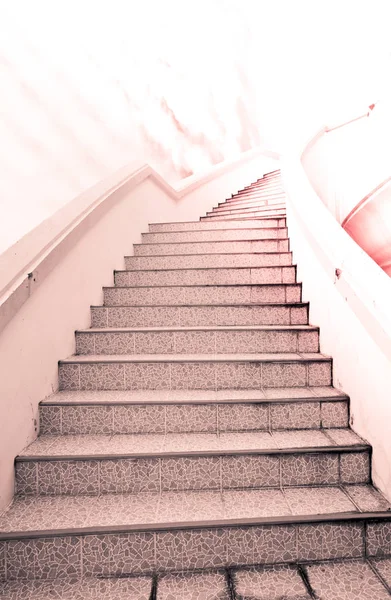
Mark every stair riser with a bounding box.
[75,329,319,356]
[142,228,289,244]
[133,239,290,256]
[1,519,386,580]
[39,399,348,435]
[233,184,283,195]
[103,284,302,306]
[124,253,293,271]
[114,266,297,287]
[206,208,286,218]
[149,219,286,232]
[91,304,308,328]
[213,202,286,213]
[201,212,286,222]
[229,191,285,201]
[58,359,331,391]
[16,450,370,496]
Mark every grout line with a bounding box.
[366,557,391,593]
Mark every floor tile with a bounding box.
[0,577,153,600]
[157,490,225,523]
[283,486,356,515]
[233,564,311,599]
[305,559,390,599]
[326,428,364,446]
[370,558,391,589]
[344,485,391,512]
[157,570,230,599]
[223,489,291,519]
[272,430,331,449]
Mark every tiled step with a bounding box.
[91,301,308,328]
[206,206,286,218]
[103,283,303,307]
[15,430,371,496]
[124,252,293,271]
[204,209,286,223]
[200,212,286,222]
[0,576,153,599]
[133,238,290,256]
[114,266,297,287]
[213,200,286,212]
[148,218,286,232]
[39,387,350,435]
[228,192,285,204]
[75,325,319,356]
[58,353,332,391]
[1,488,390,581]
[141,226,289,243]
[229,189,284,200]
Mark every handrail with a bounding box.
[0,146,279,334]
[325,104,376,133]
[341,175,391,228]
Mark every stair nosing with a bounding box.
[40,394,348,406]
[92,301,308,308]
[59,353,331,364]
[125,251,292,259]
[1,511,389,542]
[104,282,302,290]
[135,238,290,247]
[114,265,297,274]
[76,325,319,334]
[16,443,370,462]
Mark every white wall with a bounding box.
[0,153,277,513]
[1,0,390,254]
[283,158,391,500]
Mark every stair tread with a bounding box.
[60,352,330,363]
[18,429,367,459]
[125,251,292,258]
[78,325,318,334]
[115,264,295,272]
[0,576,153,599]
[1,484,389,536]
[41,386,348,405]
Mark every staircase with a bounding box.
[1,169,391,598]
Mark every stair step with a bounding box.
[142,227,288,243]
[204,209,287,220]
[124,252,293,271]
[1,489,390,581]
[58,352,332,391]
[114,265,297,287]
[133,238,290,256]
[91,302,308,328]
[39,387,349,435]
[229,190,285,201]
[200,209,286,220]
[213,201,286,213]
[148,218,286,232]
[0,576,153,599]
[75,325,319,356]
[103,284,302,307]
[16,430,370,496]
[5,484,388,531]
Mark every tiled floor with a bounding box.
[0,485,389,533]
[1,559,390,598]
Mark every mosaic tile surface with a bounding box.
[283,486,356,515]
[371,558,391,589]
[297,522,364,560]
[157,570,230,599]
[306,559,390,599]
[233,564,311,599]
[0,576,153,599]
[227,525,297,566]
[345,484,391,512]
